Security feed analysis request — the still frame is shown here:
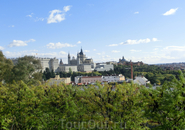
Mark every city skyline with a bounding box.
[1,0,185,64]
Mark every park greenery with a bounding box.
[2,51,185,129]
[1,70,185,129]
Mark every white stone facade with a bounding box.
[94,64,114,71]
[102,74,125,82]
[35,57,59,72]
[58,65,77,72]
[75,74,125,84]
[81,76,102,84]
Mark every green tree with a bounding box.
[51,69,55,78]
[10,56,42,84]
[0,51,14,82]
[45,68,51,80]
[144,70,185,129]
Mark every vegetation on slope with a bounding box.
[1,70,185,129]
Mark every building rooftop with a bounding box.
[81,76,102,79]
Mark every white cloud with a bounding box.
[35,17,44,22]
[93,49,96,51]
[47,10,65,24]
[84,50,90,52]
[163,8,178,16]
[77,41,81,44]
[3,50,70,63]
[163,46,185,51]
[109,38,158,46]
[108,44,118,46]
[123,38,151,45]
[128,55,176,64]
[27,13,34,17]
[4,50,38,57]
[8,39,35,47]
[130,49,142,52]
[26,39,35,42]
[152,38,158,42]
[96,53,101,55]
[59,51,67,55]
[47,5,71,24]
[134,12,139,14]
[112,50,120,53]
[4,50,67,58]
[128,45,185,64]
[63,6,71,12]
[27,13,44,22]
[0,46,4,50]
[46,42,76,49]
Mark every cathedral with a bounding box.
[68,48,93,65]
[58,48,96,72]
[11,48,114,73]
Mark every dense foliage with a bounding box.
[0,51,42,85]
[1,70,185,129]
[0,79,147,129]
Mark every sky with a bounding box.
[0,0,185,64]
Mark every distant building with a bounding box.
[74,74,125,84]
[134,75,150,86]
[60,48,96,72]
[106,61,117,65]
[11,57,59,72]
[118,56,128,64]
[58,65,78,73]
[94,64,114,71]
[118,56,144,66]
[11,48,97,73]
[10,48,118,73]
[75,76,83,84]
[81,76,102,84]
[36,57,59,72]
[102,74,125,82]
[47,75,71,85]
[60,59,63,65]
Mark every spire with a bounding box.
[80,47,83,55]
[68,52,70,57]
[60,59,63,65]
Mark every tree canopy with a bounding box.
[0,51,42,85]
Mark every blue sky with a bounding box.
[0,0,185,64]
